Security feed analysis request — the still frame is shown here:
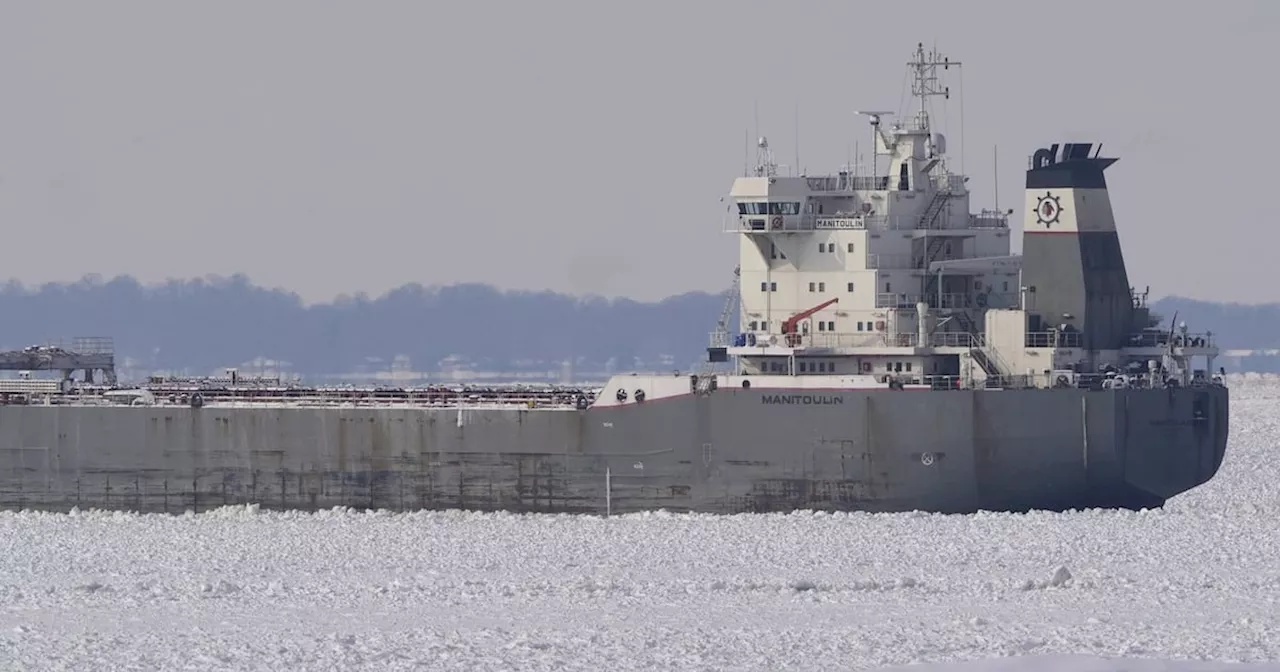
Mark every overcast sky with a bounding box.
[1,1,1275,304]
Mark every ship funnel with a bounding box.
[1020,142,1133,350]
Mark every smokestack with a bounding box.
[1019,143,1133,351]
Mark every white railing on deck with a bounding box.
[875,292,1020,310]
[804,175,892,192]
[1126,332,1215,349]
[731,331,983,350]
[723,213,923,234]
[970,210,1010,229]
[929,173,967,193]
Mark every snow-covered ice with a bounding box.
[2,375,1280,671]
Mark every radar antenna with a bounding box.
[855,111,894,177]
[753,136,777,177]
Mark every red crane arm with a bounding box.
[782,297,839,334]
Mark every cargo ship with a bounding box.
[0,44,1228,515]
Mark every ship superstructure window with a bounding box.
[739,202,801,215]
[818,282,826,292]
[847,243,855,253]
[770,243,786,260]
[847,282,854,292]
[825,321,834,331]
[761,282,777,292]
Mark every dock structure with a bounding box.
[0,337,116,385]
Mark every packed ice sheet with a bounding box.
[1,375,1279,671]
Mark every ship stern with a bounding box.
[1110,385,1229,508]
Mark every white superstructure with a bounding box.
[710,43,1220,392]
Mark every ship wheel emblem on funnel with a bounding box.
[1035,192,1062,226]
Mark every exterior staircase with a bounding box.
[917,187,954,230]
[920,236,950,304]
[951,312,1008,383]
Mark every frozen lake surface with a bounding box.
[2,375,1279,671]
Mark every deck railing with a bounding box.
[1126,332,1215,349]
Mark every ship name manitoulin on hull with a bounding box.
[0,41,1229,516]
[760,394,846,405]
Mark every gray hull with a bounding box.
[0,386,1228,514]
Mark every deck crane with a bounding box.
[700,265,741,375]
[782,297,839,347]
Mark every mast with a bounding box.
[906,42,959,138]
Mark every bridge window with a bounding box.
[738,202,801,215]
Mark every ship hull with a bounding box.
[0,386,1228,515]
